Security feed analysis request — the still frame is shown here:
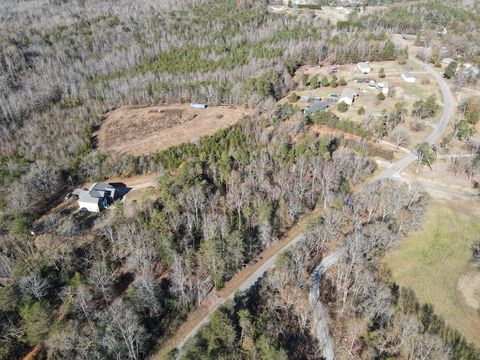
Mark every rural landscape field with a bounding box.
[0,0,480,359]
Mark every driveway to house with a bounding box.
[154,58,456,360]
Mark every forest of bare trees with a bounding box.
[0,0,403,206]
[185,179,480,359]
[1,0,479,359]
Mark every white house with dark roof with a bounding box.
[74,183,117,212]
[377,82,390,95]
[338,88,358,106]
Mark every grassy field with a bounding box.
[384,199,480,346]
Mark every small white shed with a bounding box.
[401,73,416,83]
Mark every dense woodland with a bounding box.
[1,0,480,359]
[0,0,403,210]
[185,180,480,359]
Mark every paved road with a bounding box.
[372,58,455,182]
[308,58,457,360]
[309,253,341,360]
[168,58,456,360]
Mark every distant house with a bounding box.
[305,101,329,114]
[401,72,416,83]
[338,88,358,105]
[74,183,117,213]
[357,62,371,74]
[190,103,207,109]
[300,95,321,102]
[377,82,390,95]
[353,78,375,84]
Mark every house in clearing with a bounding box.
[304,101,329,114]
[357,62,371,74]
[338,88,358,106]
[401,72,416,83]
[377,82,390,95]
[74,183,117,213]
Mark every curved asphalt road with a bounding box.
[168,58,455,360]
[308,58,456,360]
[372,58,455,182]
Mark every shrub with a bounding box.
[338,77,347,86]
[337,102,349,112]
[444,60,458,79]
[379,67,386,78]
[357,106,365,115]
[320,76,330,87]
[308,111,372,139]
[302,74,309,86]
[472,241,480,267]
[288,92,300,102]
[377,92,386,101]
[410,120,425,132]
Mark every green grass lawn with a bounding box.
[384,200,480,346]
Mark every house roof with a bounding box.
[89,183,115,192]
[77,183,115,204]
[340,88,358,99]
[78,190,100,204]
[305,101,329,114]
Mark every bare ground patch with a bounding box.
[402,159,479,196]
[97,104,253,156]
[458,264,480,311]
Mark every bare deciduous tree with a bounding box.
[19,273,48,300]
[391,126,410,148]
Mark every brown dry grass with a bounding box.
[457,264,480,311]
[402,159,479,195]
[97,104,253,156]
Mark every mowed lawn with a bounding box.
[384,199,480,346]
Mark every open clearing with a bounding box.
[403,159,479,197]
[97,104,253,156]
[284,60,442,149]
[383,200,480,346]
